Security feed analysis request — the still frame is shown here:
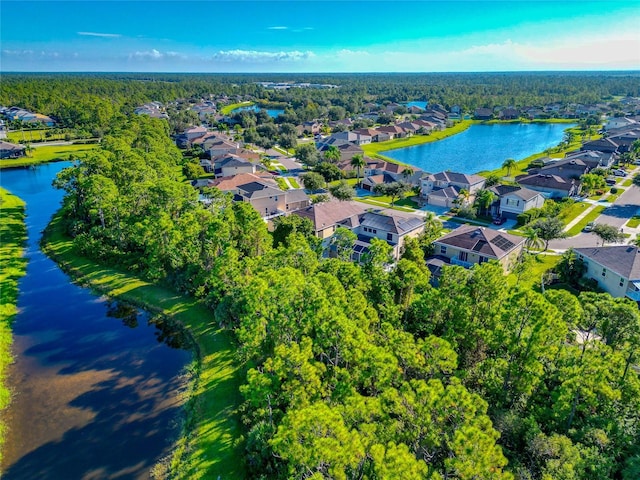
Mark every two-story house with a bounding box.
[574,246,640,302]
[421,171,486,207]
[489,185,546,219]
[213,154,257,178]
[433,225,525,272]
[351,211,425,261]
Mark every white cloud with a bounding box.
[210,50,315,63]
[78,31,121,38]
[267,26,288,30]
[131,49,163,60]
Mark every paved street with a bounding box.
[550,181,640,250]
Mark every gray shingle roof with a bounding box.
[435,225,524,259]
[360,212,424,235]
[575,246,640,280]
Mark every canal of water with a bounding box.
[1,162,190,480]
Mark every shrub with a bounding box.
[610,187,618,194]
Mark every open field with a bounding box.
[41,213,245,479]
[0,188,27,466]
[6,129,67,143]
[0,144,99,169]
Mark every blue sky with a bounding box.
[2,1,639,72]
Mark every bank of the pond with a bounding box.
[0,144,99,169]
[0,188,27,468]
[361,119,473,162]
[41,212,245,479]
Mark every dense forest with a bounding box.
[1,72,639,135]
[50,114,640,479]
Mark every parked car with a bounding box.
[583,222,595,232]
[605,177,617,185]
[613,169,627,177]
[493,216,507,225]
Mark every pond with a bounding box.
[385,123,576,174]
[230,104,284,118]
[0,162,191,480]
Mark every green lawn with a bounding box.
[559,201,592,225]
[622,178,633,187]
[566,206,606,236]
[329,178,359,187]
[275,177,290,190]
[0,144,99,169]
[6,129,67,143]
[219,101,255,115]
[626,216,640,228]
[361,120,473,161]
[360,194,419,209]
[356,197,415,212]
[0,188,28,466]
[41,213,245,479]
[507,254,562,289]
[289,177,300,189]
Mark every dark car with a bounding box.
[493,216,507,225]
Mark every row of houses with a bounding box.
[0,106,56,127]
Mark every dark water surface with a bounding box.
[1,162,190,479]
[385,122,576,174]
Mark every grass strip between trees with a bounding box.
[0,188,28,468]
[40,211,245,479]
[566,206,607,237]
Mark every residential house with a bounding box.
[581,137,621,154]
[516,173,580,198]
[433,225,525,272]
[499,108,520,120]
[564,150,615,170]
[488,185,545,219]
[213,154,257,178]
[605,117,638,131]
[294,200,368,239]
[184,126,208,141]
[474,108,493,120]
[327,131,372,146]
[206,138,241,158]
[575,246,640,302]
[350,211,426,262]
[318,141,363,162]
[207,172,277,191]
[361,173,396,192]
[297,121,322,136]
[0,141,26,159]
[408,105,425,115]
[353,128,391,142]
[528,158,589,179]
[376,125,410,139]
[234,181,310,219]
[421,171,486,207]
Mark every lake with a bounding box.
[231,104,284,118]
[0,162,190,480]
[385,123,575,174]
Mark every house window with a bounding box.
[602,268,606,277]
[479,256,488,264]
[373,229,377,234]
[387,233,393,241]
[459,251,468,261]
[506,198,519,207]
[620,279,624,287]
[440,245,447,254]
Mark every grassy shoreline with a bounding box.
[41,211,245,479]
[0,144,99,169]
[220,101,255,115]
[0,188,28,468]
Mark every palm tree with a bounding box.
[350,154,365,188]
[502,158,517,177]
[401,167,415,182]
[522,226,544,252]
[474,189,496,216]
[457,188,471,207]
[324,145,340,163]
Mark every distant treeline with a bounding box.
[1,72,638,134]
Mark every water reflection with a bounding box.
[1,163,191,480]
